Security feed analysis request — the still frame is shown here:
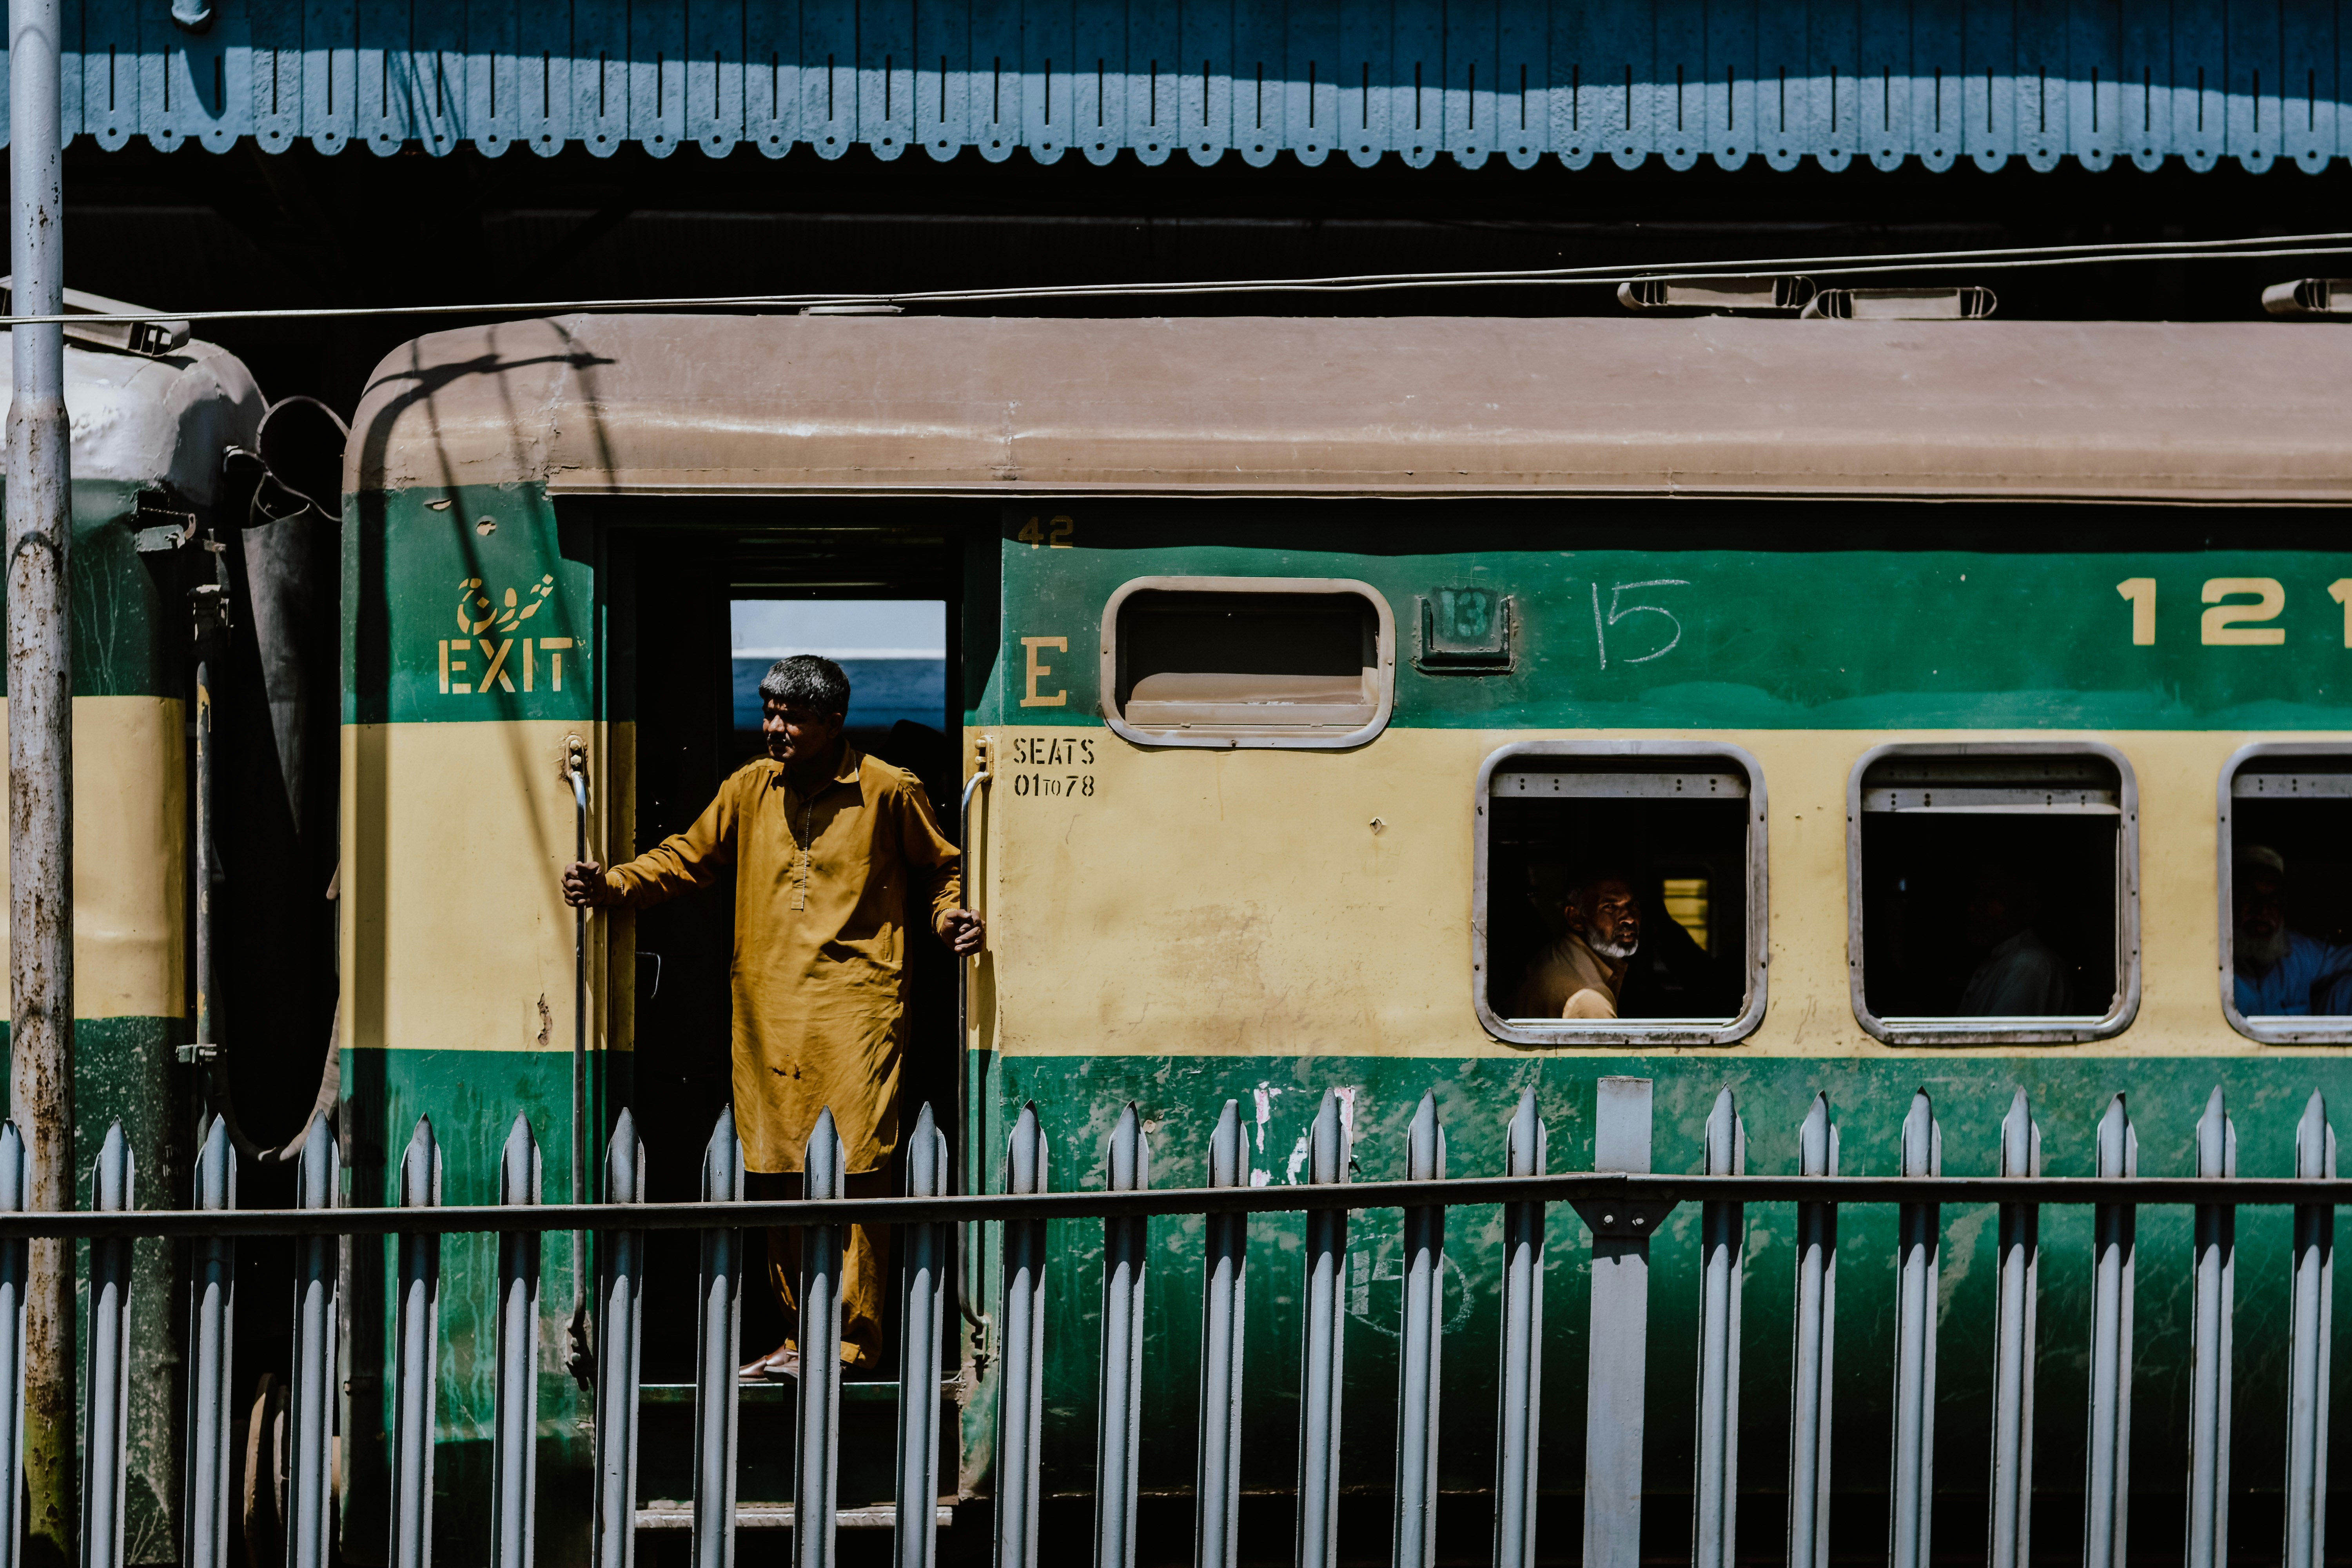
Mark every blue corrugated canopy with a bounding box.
[15,0,2343,170]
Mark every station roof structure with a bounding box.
[18,0,2348,172]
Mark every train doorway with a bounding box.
[603,510,975,1517]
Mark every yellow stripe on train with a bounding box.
[0,697,185,1023]
[972,726,2349,1062]
[338,719,632,1056]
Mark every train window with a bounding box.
[2219,744,2352,1044]
[1099,577,1395,749]
[1849,744,2140,1045]
[1473,741,1768,1046]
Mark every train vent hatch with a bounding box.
[1849,743,2139,1046]
[2262,278,2352,318]
[1802,286,1998,320]
[1099,577,1395,750]
[1616,275,1815,314]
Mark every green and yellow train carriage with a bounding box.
[347,310,2352,1559]
[0,308,276,1560]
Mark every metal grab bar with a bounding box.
[565,739,593,1384]
[954,739,993,1342]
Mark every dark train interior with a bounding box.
[1860,812,2123,1020]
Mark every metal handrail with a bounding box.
[564,739,593,1386]
[567,744,590,1229]
[5,1169,2352,1240]
[954,737,992,1340]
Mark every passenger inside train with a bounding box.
[1956,864,2070,1016]
[1485,780,1748,1024]
[1508,867,1644,1018]
[2232,844,2352,1017]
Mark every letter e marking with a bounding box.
[1021,636,1069,708]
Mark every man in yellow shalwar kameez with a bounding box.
[562,654,981,1378]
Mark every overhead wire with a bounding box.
[3,226,2349,324]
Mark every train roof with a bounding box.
[0,335,262,505]
[348,313,2352,505]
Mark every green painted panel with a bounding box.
[994,505,2352,731]
[0,478,199,700]
[984,1051,2352,1556]
[343,485,595,725]
[0,1016,190,1564]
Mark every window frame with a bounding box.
[1846,740,2142,1046]
[1472,739,1769,1048]
[2217,739,2352,1045]
[1097,575,1397,751]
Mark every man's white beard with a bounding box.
[2239,924,2289,966]
[1591,934,1640,962]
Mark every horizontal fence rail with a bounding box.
[3,1078,2346,1568]
[2,1172,2350,1239]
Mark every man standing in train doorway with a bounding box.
[561,654,983,1379]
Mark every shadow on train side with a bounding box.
[0,313,344,1566]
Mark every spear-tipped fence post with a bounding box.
[1392,1093,1446,1568]
[2083,1094,2137,1568]
[2284,1090,2336,1568]
[694,1109,746,1568]
[1987,1090,2040,1568]
[798,1109,847,1568]
[80,1122,132,1568]
[1888,1092,1941,1568]
[1492,1090,1546,1568]
[184,1117,236,1568]
[390,1118,442,1568]
[2186,1088,2236,1568]
[1295,1089,1350,1568]
[287,1115,339,1568]
[595,1110,646,1568]
[1095,1105,1150,1568]
[1196,1100,1247,1568]
[1787,1093,1838,1568]
[1582,1076,1655,1568]
[895,1104,950,1568]
[1693,1089,1744,1568]
[994,1104,1048,1568]
[0,1124,27,1568]
[492,1116,543,1568]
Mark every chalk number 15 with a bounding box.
[2116,576,2352,647]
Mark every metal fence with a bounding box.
[0,1074,2343,1568]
